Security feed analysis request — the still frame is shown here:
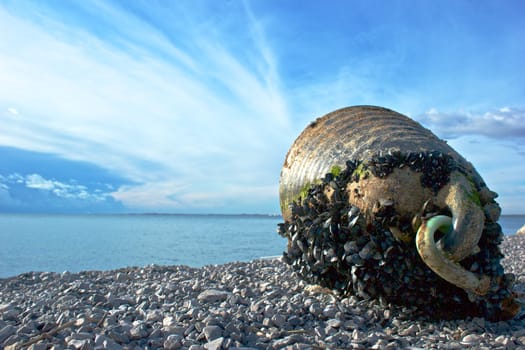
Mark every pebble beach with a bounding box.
[1,235,524,350]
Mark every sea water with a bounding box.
[0,214,523,278]
[0,214,285,278]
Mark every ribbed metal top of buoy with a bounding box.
[279,106,474,220]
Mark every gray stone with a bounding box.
[15,323,36,335]
[204,316,221,326]
[326,318,342,328]
[461,334,481,345]
[146,310,162,322]
[204,337,224,350]
[343,319,360,330]
[0,325,16,343]
[67,339,94,350]
[271,335,306,348]
[189,345,206,350]
[314,326,326,339]
[202,325,222,341]
[197,289,231,303]
[0,304,15,313]
[107,296,134,308]
[494,335,509,346]
[115,272,128,282]
[107,329,129,344]
[101,339,123,350]
[2,309,19,321]
[28,344,48,350]
[95,334,110,346]
[398,324,419,337]
[68,332,93,341]
[322,305,337,318]
[165,325,186,336]
[164,334,183,350]
[325,325,338,336]
[271,313,286,327]
[163,316,177,327]
[287,315,302,327]
[308,302,323,317]
[130,323,149,339]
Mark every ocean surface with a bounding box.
[1,214,524,279]
[0,214,285,278]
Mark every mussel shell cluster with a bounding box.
[277,151,514,321]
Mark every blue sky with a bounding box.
[0,0,524,214]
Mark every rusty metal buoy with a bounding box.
[278,106,521,320]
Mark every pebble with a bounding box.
[164,334,183,349]
[1,236,524,349]
[271,314,286,327]
[398,324,419,336]
[197,289,231,303]
[202,325,222,341]
[204,337,224,350]
[461,333,481,345]
[0,325,16,343]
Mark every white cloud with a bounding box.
[21,173,110,202]
[418,107,525,139]
[25,174,55,190]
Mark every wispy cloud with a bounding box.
[419,107,525,140]
[0,3,291,212]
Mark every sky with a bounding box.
[0,0,524,214]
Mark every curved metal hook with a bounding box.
[416,215,491,295]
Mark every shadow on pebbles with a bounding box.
[1,235,525,350]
